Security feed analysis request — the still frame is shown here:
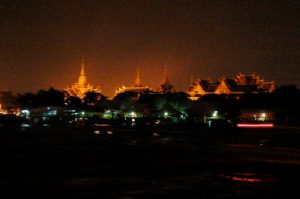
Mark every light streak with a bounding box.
[237,123,274,128]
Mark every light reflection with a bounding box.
[222,172,275,183]
[237,123,274,128]
[153,132,160,137]
[231,176,262,183]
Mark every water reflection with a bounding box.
[221,172,276,183]
[93,129,113,135]
[94,130,101,135]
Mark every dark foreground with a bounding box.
[1,125,300,198]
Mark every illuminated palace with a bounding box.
[188,73,275,100]
[115,69,153,95]
[65,59,101,99]
[115,68,176,95]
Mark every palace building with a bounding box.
[65,59,101,99]
[115,69,153,95]
[188,73,275,100]
[188,79,217,100]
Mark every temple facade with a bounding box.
[188,73,275,100]
[65,59,101,99]
[115,69,152,95]
[188,79,216,100]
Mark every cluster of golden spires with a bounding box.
[65,60,175,99]
[65,60,275,100]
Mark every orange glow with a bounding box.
[65,59,101,99]
[222,173,270,183]
[231,176,262,182]
[114,68,152,95]
[237,123,274,128]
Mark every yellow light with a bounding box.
[212,111,218,118]
[130,112,136,118]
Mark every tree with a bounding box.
[113,91,139,102]
[36,88,64,106]
[65,96,82,107]
[17,92,38,108]
[0,91,17,109]
[168,92,190,113]
[83,91,107,106]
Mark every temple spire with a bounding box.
[134,68,141,87]
[159,66,175,93]
[78,57,87,87]
[162,66,169,84]
[190,73,194,84]
[65,58,101,100]
[80,57,85,77]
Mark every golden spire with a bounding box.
[159,66,175,93]
[190,73,194,85]
[65,58,101,100]
[80,57,85,77]
[78,57,87,87]
[134,68,142,87]
[162,66,169,84]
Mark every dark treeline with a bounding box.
[1,85,300,124]
[0,88,108,109]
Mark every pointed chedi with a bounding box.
[158,66,175,93]
[65,58,101,100]
[115,67,152,96]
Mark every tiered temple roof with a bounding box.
[188,73,275,100]
[65,59,101,99]
[115,69,152,95]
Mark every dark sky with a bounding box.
[0,0,299,96]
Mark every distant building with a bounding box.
[188,73,275,100]
[115,69,153,95]
[188,79,216,100]
[65,59,101,99]
[0,103,8,115]
[0,103,20,115]
[157,68,175,93]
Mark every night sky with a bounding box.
[0,0,299,97]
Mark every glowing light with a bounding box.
[164,111,169,117]
[231,176,262,182]
[21,123,31,128]
[208,120,212,128]
[237,123,274,128]
[21,109,30,115]
[130,112,137,118]
[153,132,160,137]
[261,113,266,118]
[212,111,218,118]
